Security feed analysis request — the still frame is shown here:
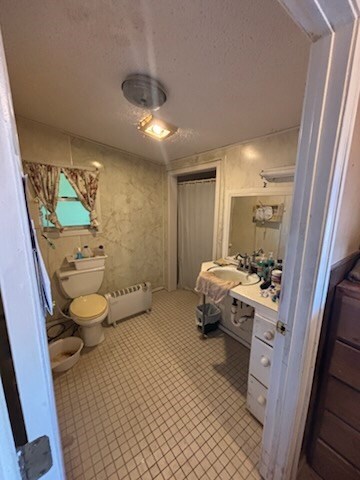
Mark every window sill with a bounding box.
[40,226,102,238]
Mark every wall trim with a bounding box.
[167,160,223,291]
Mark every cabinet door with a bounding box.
[249,337,273,388]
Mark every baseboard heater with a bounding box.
[105,282,152,325]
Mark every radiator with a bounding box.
[105,282,152,325]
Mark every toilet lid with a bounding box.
[70,294,107,320]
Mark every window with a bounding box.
[41,173,91,229]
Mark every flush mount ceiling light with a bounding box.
[138,114,178,141]
[122,73,167,110]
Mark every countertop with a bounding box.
[201,262,278,321]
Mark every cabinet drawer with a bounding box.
[253,313,276,347]
[247,375,267,425]
[320,410,360,468]
[325,377,360,431]
[336,294,360,348]
[329,340,360,390]
[312,439,360,480]
[249,336,273,388]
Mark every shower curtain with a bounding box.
[177,179,216,290]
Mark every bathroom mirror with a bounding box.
[225,188,293,261]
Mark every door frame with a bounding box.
[167,160,223,291]
[1,2,360,480]
[0,32,65,479]
[261,1,360,478]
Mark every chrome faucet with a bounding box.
[235,253,251,271]
[251,248,264,263]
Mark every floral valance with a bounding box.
[24,162,100,230]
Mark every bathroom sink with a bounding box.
[209,266,260,286]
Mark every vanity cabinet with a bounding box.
[247,312,276,424]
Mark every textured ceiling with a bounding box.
[0,0,310,163]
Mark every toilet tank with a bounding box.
[57,266,105,299]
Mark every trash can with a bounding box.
[195,303,221,333]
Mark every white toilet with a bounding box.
[57,265,108,347]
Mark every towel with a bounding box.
[195,271,239,304]
[255,205,273,222]
[214,258,232,267]
[348,259,360,283]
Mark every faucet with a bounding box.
[250,248,264,274]
[235,253,251,271]
[251,248,264,263]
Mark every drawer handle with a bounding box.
[263,330,274,341]
[257,395,266,406]
[260,356,271,367]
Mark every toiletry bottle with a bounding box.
[97,245,105,256]
[257,255,265,279]
[268,252,275,268]
[276,259,283,270]
[264,259,270,282]
[82,245,93,258]
[75,247,83,260]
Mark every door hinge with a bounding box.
[276,320,286,335]
[17,436,52,480]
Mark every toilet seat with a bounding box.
[70,294,107,321]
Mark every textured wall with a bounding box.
[17,117,166,318]
[168,128,299,258]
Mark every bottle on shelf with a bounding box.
[82,245,93,258]
[75,247,83,260]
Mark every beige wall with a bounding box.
[17,117,166,318]
[168,128,299,257]
[332,101,360,264]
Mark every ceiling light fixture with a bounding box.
[122,74,167,110]
[138,115,177,141]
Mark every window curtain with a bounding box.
[24,162,63,231]
[178,179,216,290]
[62,167,100,230]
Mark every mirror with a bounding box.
[228,192,293,261]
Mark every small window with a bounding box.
[41,173,91,229]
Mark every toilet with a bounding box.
[56,265,108,347]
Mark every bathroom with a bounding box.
[1,2,360,480]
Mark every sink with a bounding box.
[209,266,260,286]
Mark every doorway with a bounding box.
[177,170,216,290]
[167,161,222,292]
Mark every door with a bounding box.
[0,32,65,479]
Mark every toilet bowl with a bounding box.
[56,260,108,347]
[70,294,108,347]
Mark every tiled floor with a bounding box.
[54,289,262,480]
